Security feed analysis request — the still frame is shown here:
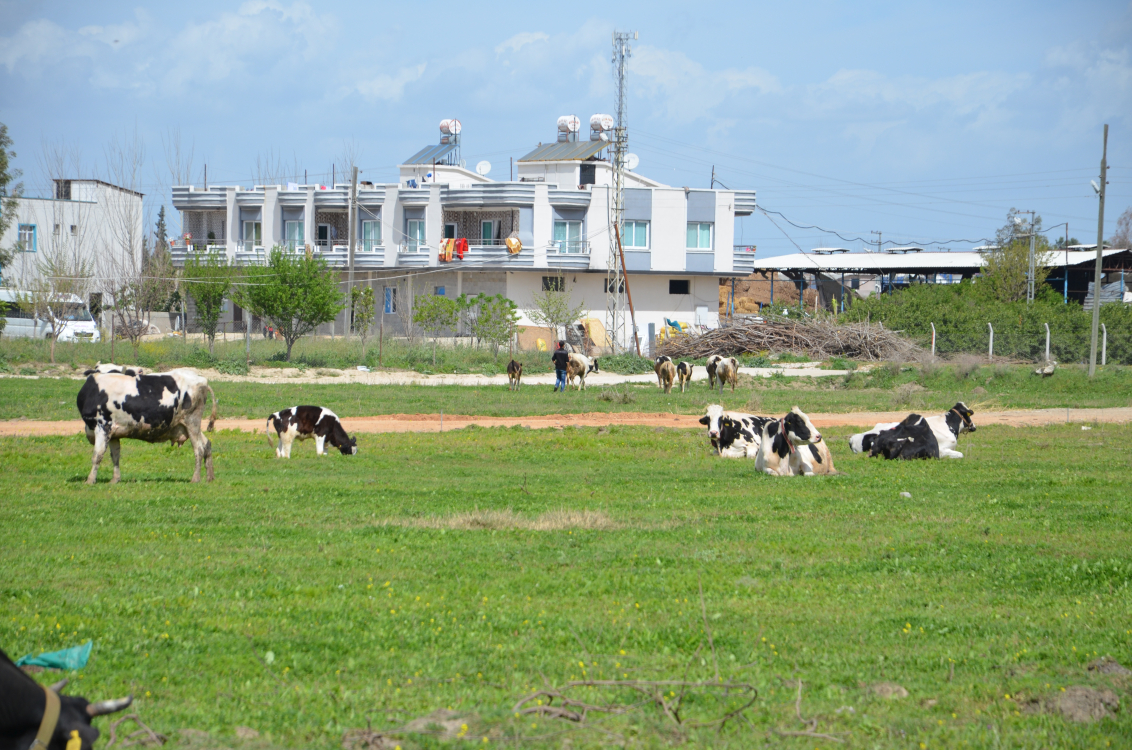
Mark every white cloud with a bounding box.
[631,45,780,121]
[495,31,549,55]
[0,18,98,73]
[355,64,427,101]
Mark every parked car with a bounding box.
[0,290,101,342]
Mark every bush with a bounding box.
[216,358,249,376]
[600,353,656,374]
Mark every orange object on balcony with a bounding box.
[505,237,522,254]
[439,239,455,262]
[454,237,468,259]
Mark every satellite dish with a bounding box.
[624,153,639,171]
[476,161,492,176]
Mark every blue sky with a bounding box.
[2,0,1130,256]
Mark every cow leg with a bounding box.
[315,435,326,456]
[941,449,964,459]
[109,438,122,484]
[87,428,110,484]
[282,433,294,459]
[204,438,214,481]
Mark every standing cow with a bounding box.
[706,355,723,390]
[657,359,676,394]
[654,355,672,388]
[266,406,358,458]
[507,360,523,391]
[565,353,599,390]
[76,368,216,484]
[675,362,694,393]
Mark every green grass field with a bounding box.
[2,362,1131,422]
[2,424,1130,748]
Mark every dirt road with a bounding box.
[4,408,1129,437]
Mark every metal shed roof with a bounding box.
[751,248,1131,274]
[404,143,457,165]
[518,140,608,162]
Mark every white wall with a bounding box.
[651,188,687,272]
[713,191,734,273]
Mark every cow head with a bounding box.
[342,436,358,455]
[950,402,976,433]
[783,406,821,445]
[589,358,599,373]
[699,404,726,439]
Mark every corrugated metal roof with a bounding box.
[751,249,1130,273]
[404,143,457,165]
[518,140,608,162]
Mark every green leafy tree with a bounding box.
[524,273,586,341]
[467,293,520,358]
[413,293,458,364]
[1111,207,1132,250]
[183,249,233,355]
[0,122,23,270]
[238,246,344,361]
[350,285,376,358]
[981,209,1053,303]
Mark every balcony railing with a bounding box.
[733,245,756,274]
[399,242,427,254]
[549,240,590,255]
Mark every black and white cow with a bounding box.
[0,648,132,750]
[565,353,599,390]
[868,414,940,460]
[76,368,216,484]
[654,355,672,388]
[83,362,146,377]
[699,404,774,458]
[756,406,836,476]
[706,355,723,390]
[849,402,976,459]
[266,406,358,458]
[675,361,694,393]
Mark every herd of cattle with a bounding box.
[75,358,976,482]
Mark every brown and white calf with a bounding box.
[706,355,723,390]
[565,353,599,390]
[266,406,358,458]
[675,361,694,393]
[654,355,672,388]
[756,406,835,476]
[714,357,739,394]
[657,359,676,394]
[76,368,216,484]
[507,360,523,391]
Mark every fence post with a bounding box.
[930,322,936,358]
[988,323,994,361]
[648,323,655,359]
[1101,323,1107,366]
[1044,322,1050,362]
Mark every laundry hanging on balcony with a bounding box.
[440,238,455,262]
[505,237,523,255]
[454,238,467,259]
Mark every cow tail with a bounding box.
[206,384,217,432]
[265,416,275,450]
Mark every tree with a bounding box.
[238,246,344,361]
[1112,207,1132,250]
[413,294,458,364]
[525,273,586,342]
[350,285,376,358]
[15,233,95,364]
[0,122,22,270]
[183,249,233,355]
[981,209,1053,303]
[393,274,421,345]
[466,293,520,357]
[1053,236,1082,250]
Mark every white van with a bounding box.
[0,290,102,342]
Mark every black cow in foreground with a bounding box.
[507,360,523,391]
[868,414,940,460]
[0,648,131,750]
[76,368,216,484]
[266,406,358,458]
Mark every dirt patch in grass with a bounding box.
[1023,686,1120,723]
[1088,657,1131,676]
[386,508,617,531]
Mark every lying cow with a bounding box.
[654,356,672,388]
[507,360,523,391]
[657,359,676,394]
[868,414,940,460]
[715,357,739,394]
[849,402,976,459]
[756,406,835,476]
[675,362,694,393]
[706,355,723,390]
[699,404,773,458]
[565,353,599,390]
[267,406,358,458]
[77,368,216,484]
[1,648,132,750]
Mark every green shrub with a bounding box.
[216,358,250,376]
[600,353,656,374]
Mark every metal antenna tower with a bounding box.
[607,30,636,353]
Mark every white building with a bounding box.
[169,117,758,349]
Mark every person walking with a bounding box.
[551,340,569,392]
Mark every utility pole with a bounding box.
[607,30,636,354]
[871,230,882,254]
[1089,124,1108,377]
[348,166,358,339]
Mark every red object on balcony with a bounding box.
[454,238,467,259]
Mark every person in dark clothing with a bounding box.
[551,340,570,392]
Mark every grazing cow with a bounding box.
[756,406,836,476]
[675,361,694,393]
[266,406,358,458]
[565,353,599,390]
[706,355,723,390]
[657,359,676,394]
[507,360,523,391]
[849,402,976,459]
[653,355,672,388]
[715,357,739,394]
[77,368,216,484]
[699,404,773,458]
[868,414,940,460]
[0,648,132,750]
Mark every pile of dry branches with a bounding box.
[657,317,920,361]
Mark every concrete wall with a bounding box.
[650,188,687,273]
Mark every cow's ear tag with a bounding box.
[67,730,82,750]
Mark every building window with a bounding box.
[53,224,61,235]
[384,287,397,314]
[435,286,446,296]
[686,222,712,250]
[18,224,36,252]
[444,223,457,240]
[406,219,426,251]
[243,221,262,250]
[316,224,330,247]
[552,220,584,253]
[284,220,304,250]
[669,279,690,295]
[70,225,78,236]
[363,220,381,251]
[579,163,596,186]
[481,220,497,244]
[851,277,860,290]
[622,221,649,249]
[542,276,565,292]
